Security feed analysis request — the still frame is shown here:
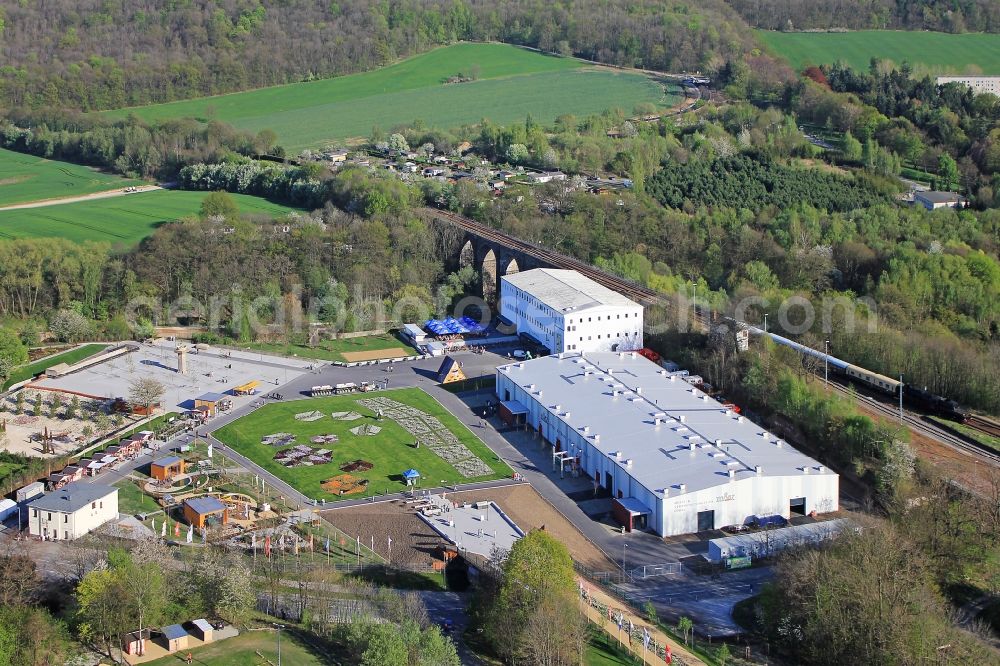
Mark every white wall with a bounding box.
[29,490,119,540]
[496,371,839,537]
[500,281,643,353]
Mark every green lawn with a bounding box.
[243,334,411,363]
[2,343,107,390]
[929,416,1000,453]
[0,460,28,486]
[0,147,141,206]
[756,30,1000,73]
[586,628,635,666]
[0,189,302,245]
[114,479,161,516]
[214,388,511,501]
[142,628,329,666]
[104,43,675,150]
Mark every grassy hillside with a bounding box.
[105,43,674,150]
[0,190,301,245]
[0,148,141,205]
[756,30,1000,72]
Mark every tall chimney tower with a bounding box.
[176,345,189,375]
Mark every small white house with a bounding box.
[914,190,965,210]
[27,483,118,541]
[529,171,567,184]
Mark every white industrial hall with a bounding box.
[495,351,839,537]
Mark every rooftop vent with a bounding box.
[737,416,744,423]
[582,426,590,433]
[688,441,696,451]
[636,387,643,395]
[608,368,615,375]
[702,395,710,402]
[802,467,810,474]
[593,434,600,442]
[659,369,667,376]
[563,411,571,419]
[679,483,687,493]
[817,465,825,474]
[630,352,636,359]
[625,459,633,468]
[679,415,686,423]
[755,465,762,475]
[670,375,677,382]
[775,440,783,448]
[728,469,736,479]
[715,439,723,446]
[615,451,623,459]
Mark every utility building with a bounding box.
[496,352,839,537]
[500,269,643,354]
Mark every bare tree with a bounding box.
[128,377,165,416]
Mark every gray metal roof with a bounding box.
[152,456,182,467]
[498,352,832,495]
[502,269,639,312]
[27,483,117,513]
[161,624,188,640]
[196,392,228,403]
[185,497,226,514]
[916,190,964,203]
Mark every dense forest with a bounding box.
[0,0,750,111]
[647,153,893,212]
[728,0,1000,32]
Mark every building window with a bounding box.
[32,509,37,518]
[91,502,96,509]
[64,514,68,523]
[99,501,103,509]
[64,531,69,540]
[47,513,52,521]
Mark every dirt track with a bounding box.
[322,484,615,569]
[0,184,161,211]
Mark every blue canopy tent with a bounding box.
[402,468,421,486]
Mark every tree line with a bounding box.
[0,0,752,112]
[729,0,1000,32]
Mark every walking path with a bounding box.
[579,579,707,666]
[0,184,161,210]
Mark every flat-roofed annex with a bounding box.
[502,268,639,312]
[498,352,829,495]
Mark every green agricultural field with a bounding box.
[106,43,676,150]
[756,30,1000,73]
[0,148,141,206]
[2,343,106,390]
[0,189,302,245]
[214,388,511,501]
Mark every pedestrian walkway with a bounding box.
[579,578,706,666]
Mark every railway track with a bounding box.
[965,414,1000,439]
[426,208,662,305]
[428,209,1000,468]
[826,380,1000,466]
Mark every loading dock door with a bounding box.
[697,510,715,532]
[605,472,613,496]
[790,497,806,516]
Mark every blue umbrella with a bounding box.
[402,468,421,480]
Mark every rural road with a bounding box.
[0,184,161,211]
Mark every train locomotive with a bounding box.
[747,327,968,421]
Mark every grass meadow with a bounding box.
[214,388,511,501]
[1,343,107,390]
[105,43,674,150]
[242,334,408,363]
[0,189,301,245]
[0,147,140,206]
[756,30,1000,73]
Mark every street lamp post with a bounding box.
[824,340,830,387]
[763,313,769,334]
[622,542,629,577]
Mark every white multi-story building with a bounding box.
[936,76,1000,96]
[495,352,839,537]
[500,269,643,354]
[27,483,118,541]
